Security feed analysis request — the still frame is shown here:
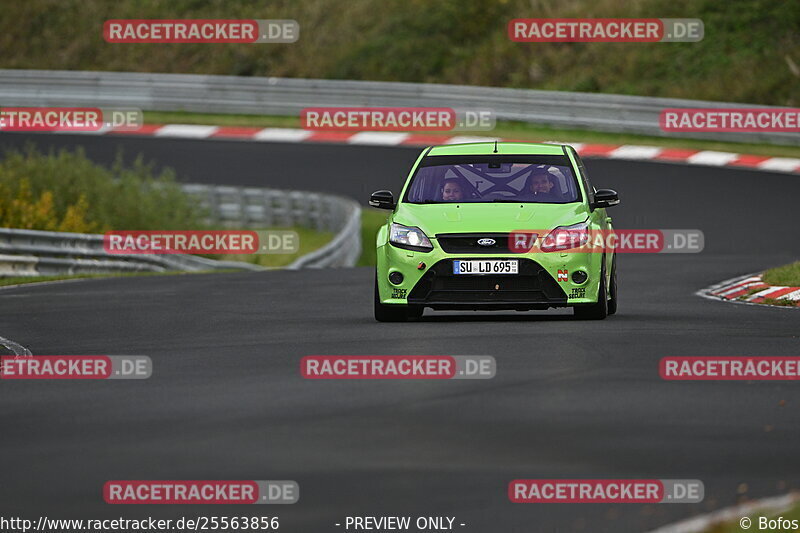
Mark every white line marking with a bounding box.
[347,132,410,145]
[444,136,500,144]
[608,145,663,159]
[757,157,800,172]
[154,124,219,138]
[52,124,112,135]
[253,128,313,142]
[687,151,740,166]
[540,140,586,151]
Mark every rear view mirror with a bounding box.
[369,190,395,210]
[593,189,619,209]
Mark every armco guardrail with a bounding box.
[0,228,266,276]
[0,69,797,145]
[182,183,361,269]
[288,198,361,269]
[0,183,361,276]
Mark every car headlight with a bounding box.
[389,223,433,252]
[540,221,590,252]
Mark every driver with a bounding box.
[441,177,465,201]
[521,169,561,202]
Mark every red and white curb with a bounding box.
[645,491,800,533]
[697,273,800,308]
[51,123,800,174]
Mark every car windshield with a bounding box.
[404,155,581,204]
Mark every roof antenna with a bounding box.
[493,139,498,153]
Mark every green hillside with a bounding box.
[1,0,797,105]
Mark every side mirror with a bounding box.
[593,189,619,209]
[369,190,395,210]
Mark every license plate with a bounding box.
[452,260,519,275]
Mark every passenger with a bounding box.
[441,178,465,201]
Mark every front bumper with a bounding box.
[377,240,604,310]
[407,258,567,310]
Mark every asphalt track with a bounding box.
[1,132,799,532]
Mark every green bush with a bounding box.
[0,146,206,232]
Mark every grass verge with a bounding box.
[357,208,389,267]
[762,261,800,286]
[216,226,333,268]
[145,110,800,159]
[761,297,799,307]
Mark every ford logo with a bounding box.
[477,238,496,246]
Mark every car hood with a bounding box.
[393,202,589,236]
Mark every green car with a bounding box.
[370,142,619,321]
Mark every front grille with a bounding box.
[437,233,529,254]
[408,259,567,307]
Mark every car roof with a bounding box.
[426,141,568,156]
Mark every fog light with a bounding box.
[389,271,404,285]
[572,271,588,284]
